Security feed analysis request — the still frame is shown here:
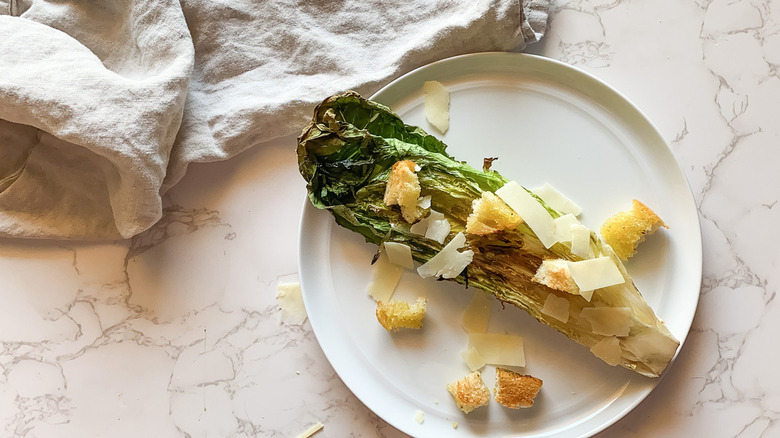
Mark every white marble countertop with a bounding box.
[2,1,779,437]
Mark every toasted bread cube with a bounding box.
[600,200,668,260]
[376,297,427,331]
[494,368,542,409]
[532,259,579,295]
[466,191,523,235]
[447,371,491,413]
[384,160,424,223]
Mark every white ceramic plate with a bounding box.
[298,53,701,437]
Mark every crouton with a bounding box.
[447,371,491,413]
[384,160,424,223]
[466,191,523,235]
[376,297,427,331]
[494,368,542,409]
[532,259,579,295]
[600,200,668,260]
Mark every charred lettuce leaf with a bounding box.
[297,91,679,378]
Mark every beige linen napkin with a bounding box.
[0,0,549,239]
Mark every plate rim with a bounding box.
[297,52,703,437]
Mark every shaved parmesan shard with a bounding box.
[468,333,525,367]
[417,232,473,279]
[567,257,625,293]
[424,215,451,244]
[295,422,324,438]
[553,213,579,243]
[414,410,425,424]
[423,80,450,134]
[417,195,432,209]
[581,307,634,336]
[532,183,582,216]
[383,241,414,269]
[590,336,622,366]
[569,223,592,258]
[496,181,557,248]
[579,288,595,302]
[409,210,450,244]
[409,210,440,235]
[541,293,570,323]
[462,291,492,333]
[276,282,307,325]
[461,345,486,371]
[621,331,681,376]
[367,252,404,302]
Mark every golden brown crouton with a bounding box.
[384,160,424,223]
[447,371,491,413]
[494,368,542,409]
[466,191,523,235]
[376,297,427,331]
[532,259,579,295]
[600,200,668,260]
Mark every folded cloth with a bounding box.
[0,0,549,239]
